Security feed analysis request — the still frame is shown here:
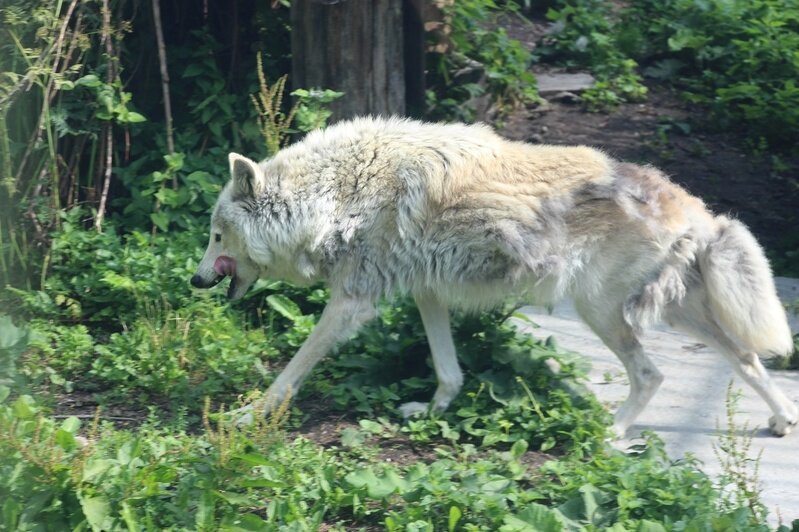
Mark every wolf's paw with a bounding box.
[610,423,629,441]
[399,401,429,418]
[768,414,797,437]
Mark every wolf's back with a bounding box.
[699,216,793,355]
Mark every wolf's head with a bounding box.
[191,153,264,300]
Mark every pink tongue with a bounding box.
[213,255,237,277]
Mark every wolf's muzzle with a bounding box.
[190,274,223,289]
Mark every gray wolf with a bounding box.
[190,116,797,437]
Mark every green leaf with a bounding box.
[82,459,116,482]
[0,315,29,353]
[238,478,282,488]
[80,496,112,531]
[345,468,406,499]
[55,79,75,91]
[76,74,102,87]
[55,428,76,450]
[12,395,37,419]
[124,111,147,123]
[60,416,81,433]
[340,427,366,447]
[266,294,303,321]
[155,188,180,206]
[636,521,667,532]
[540,437,556,452]
[215,490,253,505]
[150,212,170,232]
[502,503,564,532]
[164,152,185,170]
[482,478,511,493]
[510,439,528,459]
[196,490,215,529]
[236,514,269,530]
[182,64,205,77]
[358,419,385,434]
[120,501,140,532]
[2,498,21,531]
[448,506,462,532]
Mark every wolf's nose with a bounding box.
[190,274,204,288]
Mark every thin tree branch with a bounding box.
[152,0,176,165]
[94,0,115,232]
[95,124,113,232]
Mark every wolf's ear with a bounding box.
[229,153,265,198]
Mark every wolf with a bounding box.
[190,116,797,437]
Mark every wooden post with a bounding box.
[291,0,407,121]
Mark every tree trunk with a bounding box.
[291,0,407,121]
[402,0,426,118]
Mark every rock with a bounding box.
[535,72,595,95]
[550,91,582,104]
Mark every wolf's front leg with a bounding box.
[399,292,464,418]
[235,293,377,425]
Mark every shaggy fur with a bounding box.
[191,116,797,436]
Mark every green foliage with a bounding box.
[428,0,540,121]
[0,0,127,284]
[6,211,202,324]
[174,30,253,151]
[300,303,610,455]
[620,0,799,151]
[251,54,298,157]
[0,396,88,531]
[534,435,719,527]
[19,321,94,392]
[538,0,648,109]
[0,315,30,390]
[88,302,274,404]
[58,74,147,125]
[3,218,794,527]
[3,388,792,531]
[250,52,343,157]
[120,152,222,232]
[291,88,345,133]
[713,383,768,524]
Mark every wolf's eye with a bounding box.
[214,234,222,243]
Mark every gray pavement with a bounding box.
[518,277,799,526]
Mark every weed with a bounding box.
[250,52,298,157]
[712,382,768,525]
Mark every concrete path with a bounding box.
[519,277,799,526]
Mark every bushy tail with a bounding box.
[700,216,792,355]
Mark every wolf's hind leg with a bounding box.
[577,301,664,438]
[399,293,463,418]
[668,304,798,436]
